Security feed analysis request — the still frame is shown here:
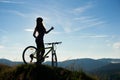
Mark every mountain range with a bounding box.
[0,58,120,71]
[58,58,120,71]
[0,58,23,66]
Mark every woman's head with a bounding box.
[36,17,43,23]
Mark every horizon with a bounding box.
[0,57,120,62]
[0,0,120,61]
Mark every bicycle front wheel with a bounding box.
[22,46,37,64]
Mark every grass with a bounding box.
[0,64,98,80]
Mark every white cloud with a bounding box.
[50,16,105,34]
[88,35,108,38]
[79,35,108,38]
[73,3,92,14]
[24,29,34,32]
[0,45,4,49]
[7,10,26,17]
[74,16,105,25]
[74,16,104,24]
[0,0,24,4]
[73,16,106,31]
[113,42,120,49]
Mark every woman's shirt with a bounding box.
[36,23,46,40]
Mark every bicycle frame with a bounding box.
[30,46,52,57]
[44,44,57,66]
[43,47,52,57]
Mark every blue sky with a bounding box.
[0,0,120,61]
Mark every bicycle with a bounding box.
[22,42,62,67]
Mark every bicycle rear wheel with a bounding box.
[22,46,37,64]
[52,51,57,67]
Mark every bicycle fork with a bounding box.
[52,50,57,67]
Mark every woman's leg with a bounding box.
[36,39,45,64]
[40,42,45,57]
[36,39,41,63]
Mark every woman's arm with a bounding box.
[45,27,54,34]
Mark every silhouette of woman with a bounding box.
[33,17,54,64]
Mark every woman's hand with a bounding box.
[51,26,54,30]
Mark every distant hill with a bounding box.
[0,64,98,80]
[95,63,120,72]
[92,63,120,80]
[98,58,120,63]
[58,58,120,72]
[0,58,14,66]
[58,58,109,71]
[0,58,23,66]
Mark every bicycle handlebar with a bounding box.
[45,42,62,45]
